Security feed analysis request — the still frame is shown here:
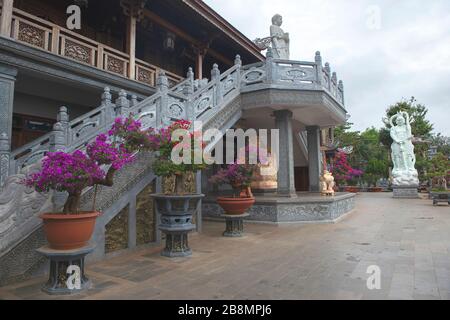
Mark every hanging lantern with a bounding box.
[163,32,176,51]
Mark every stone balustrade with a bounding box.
[1,51,345,188]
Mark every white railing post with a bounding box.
[211,63,222,106]
[265,47,275,84]
[315,51,323,87]
[156,71,169,127]
[49,122,67,153]
[332,72,338,97]
[130,94,138,107]
[183,76,195,123]
[324,62,331,91]
[338,80,345,105]
[234,54,242,84]
[0,133,10,188]
[115,90,130,117]
[101,87,114,123]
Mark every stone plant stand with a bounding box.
[36,246,94,295]
[393,185,419,199]
[153,194,204,258]
[222,213,250,237]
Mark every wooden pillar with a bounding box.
[194,46,207,80]
[196,52,203,80]
[0,0,14,37]
[127,15,137,80]
[121,0,145,81]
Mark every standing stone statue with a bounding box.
[270,14,290,60]
[390,112,419,197]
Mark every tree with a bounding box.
[335,124,389,186]
[381,97,434,181]
[431,134,450,158]
[427,153,449,191]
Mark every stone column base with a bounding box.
[393,185,419,199]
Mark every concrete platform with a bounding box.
[2,193,450,300]
[203,192,356,224]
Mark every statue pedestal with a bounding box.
[393,185,419,199]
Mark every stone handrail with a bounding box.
[1,51,345,187]
[240,50,345,106]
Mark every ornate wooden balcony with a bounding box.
[7,8,183,87]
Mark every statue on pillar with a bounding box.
[389,112,419,186]
[270,14,290,60]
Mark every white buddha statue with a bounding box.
[270,14,290,60]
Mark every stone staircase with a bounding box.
[0,50,346,285]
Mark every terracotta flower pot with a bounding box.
[345,186,360,193]
[217,197,256,215]
[40,212,101,250]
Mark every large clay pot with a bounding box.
[40,212,101,250]
[217,197,256,215]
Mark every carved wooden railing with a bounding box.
[9,8,183,87]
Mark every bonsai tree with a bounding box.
[147,120,207,194]
[209,163,257,198]
[427,152,449,192]
[25,116,148,214]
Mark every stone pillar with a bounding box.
[274,110,296,196]
[306,126,322,192]
[0,64,17,145]
[0,0,14,37]
[156,71,168,127]
[115,90,130,117]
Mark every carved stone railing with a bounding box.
[9,8,183,86]
[1,50,346,188]
[241,49,345,106]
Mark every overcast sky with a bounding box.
[204,0,450,136]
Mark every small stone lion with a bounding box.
[320,171,335,195]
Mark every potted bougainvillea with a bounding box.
[147,120,207,257]
[210,163,257,215]
[24,116,147,250]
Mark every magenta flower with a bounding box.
[25,151,105,195]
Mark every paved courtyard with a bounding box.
[0,193,449,300]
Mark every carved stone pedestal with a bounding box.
[222,213,249,238]
[153,194,204,258]
[393,185,419,199]
[36,246,94,295]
